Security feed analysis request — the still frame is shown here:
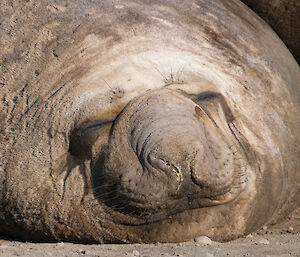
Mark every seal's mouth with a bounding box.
[92,148,247,225]
[89,88,250,225]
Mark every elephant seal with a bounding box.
[0,0,299,243]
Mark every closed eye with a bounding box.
[68,121,112,159]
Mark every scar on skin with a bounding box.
[195,105,207,119]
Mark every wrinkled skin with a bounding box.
[0,0,299,243]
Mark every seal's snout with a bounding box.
[190,144,235,196]
[96,88,241,219]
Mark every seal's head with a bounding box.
[60,85,258,243]
[92,89,247,224]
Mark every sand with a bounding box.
[0,208,299,257]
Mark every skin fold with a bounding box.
[0,0,299,243]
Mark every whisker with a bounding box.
[91,183,116,191]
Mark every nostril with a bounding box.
[147,153,184,196]
[148,153,172,171]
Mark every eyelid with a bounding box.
[83,121,111,132]
[74,120,112,135]
[69,121,112,158]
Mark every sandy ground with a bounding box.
[0,208,299,257]
[0,234,299,257]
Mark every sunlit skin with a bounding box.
[0,0,299,243]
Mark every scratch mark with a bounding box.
[25,98,39,114]
[48,83,66,100]
[72,24,81,34]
